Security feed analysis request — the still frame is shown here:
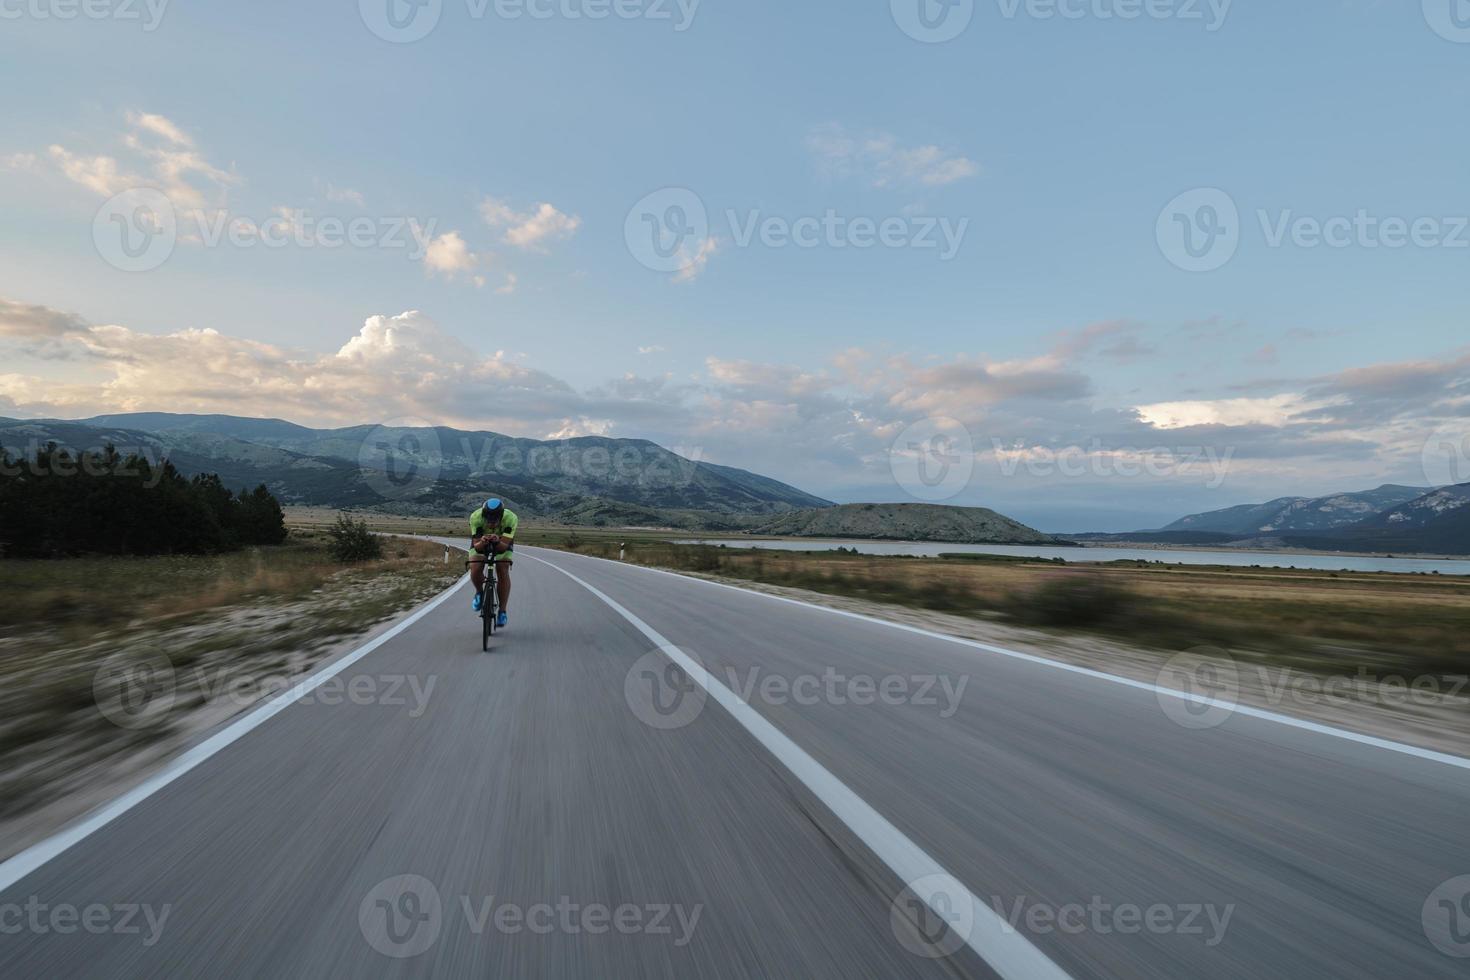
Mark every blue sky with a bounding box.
[3,0,1469,529]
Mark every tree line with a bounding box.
[0,443,287,558]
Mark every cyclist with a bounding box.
[469,497,517,628]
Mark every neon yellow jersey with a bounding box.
[470,507,518,541]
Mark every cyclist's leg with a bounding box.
[468,538,487,594]
[496,558,511,612]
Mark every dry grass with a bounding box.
[0,533,463,821]
[542,538,1470,680]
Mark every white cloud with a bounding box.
[42,110,236,209]
[807,124,979,189]
[480,196,580,252]
[422,231,480,278]
[6,297,1469,506]
[1137,394,1334,429]
[125,111,193,147]
[0,304,580,433]
[637,345,666,355]
[673,236,718,283]
[46,146,134,197]
[325,183,366,208]
[496,272,518,295]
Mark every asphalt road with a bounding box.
[3,545,1468,978]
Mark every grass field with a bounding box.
[0,531,462,822]
[285,509,1470,679]
[534,531,1470,680]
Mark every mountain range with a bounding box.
[0,413,830,522]
[7,412,1461,553]
[1161,485,1431,534]
[1146,483,1470,555]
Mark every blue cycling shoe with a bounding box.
[472,593,484,613]
[496,611,508,629]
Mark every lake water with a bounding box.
[673,538,1470,576]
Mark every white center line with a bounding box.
[529,547,1470,772]
[527,553,1074,980]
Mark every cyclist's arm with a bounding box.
[496,513,518,550]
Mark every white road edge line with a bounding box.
[526,553,1073,980]
[526,547,1470,772]
[0,574,470,894]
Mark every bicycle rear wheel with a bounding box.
[481,566,497,652]
[481,587,493,653]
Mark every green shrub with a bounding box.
[1010,575,1136,628]
[327,513,382,563]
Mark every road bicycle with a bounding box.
[468,554,498,652]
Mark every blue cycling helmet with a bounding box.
[484,498,504,517]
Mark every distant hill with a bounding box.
[1277,484,1470,555]
[1354,484,1470,529]
[751,503,1060,545]
[0,413,831,520]
[1163,485,1431,535]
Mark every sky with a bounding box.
[2,0,1469,531]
